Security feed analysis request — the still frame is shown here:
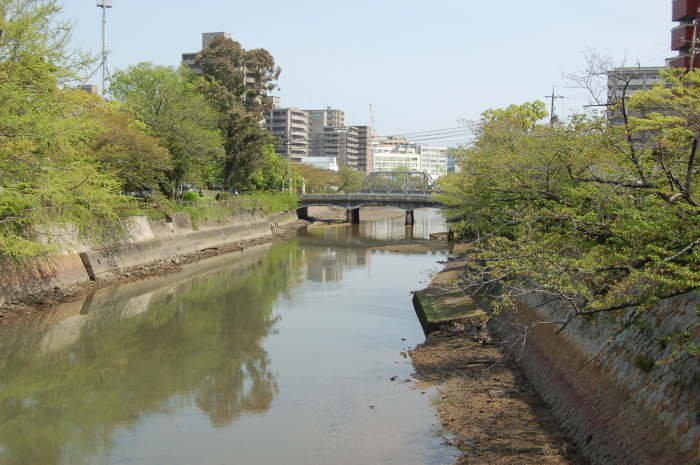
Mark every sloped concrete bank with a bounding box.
[413,256,699,464]
[493,292,700,465]
[0,210,297,307]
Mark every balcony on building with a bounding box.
[672,23,698,50]
[672,0,700,22]
[668,53,700,69]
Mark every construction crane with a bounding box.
[369,103,379,138]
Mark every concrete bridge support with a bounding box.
[297,207,309,221]
[405,210,415,226]
[346,208,360,224]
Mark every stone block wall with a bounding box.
[493,292,700,464]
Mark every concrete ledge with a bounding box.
[413,290,486,334]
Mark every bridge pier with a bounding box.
[405,210,415,226]
[346,208,360,224]
[297,207,309,221]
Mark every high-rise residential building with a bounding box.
[261,102,370,172]
[305,107,363,170]
[354,126,373,173]
[670,0,700,70]
[306,107,345,127]
[308,126,359,168]
[78,85,99,94]
[262,107,309,157]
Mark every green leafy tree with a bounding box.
[248,144,288,191]
[86,103,173,192]
[438,92,700,332]
[195,36,279,190]
[335,166,364,193]
[0,0,128,258]
[295,163,339,193]
[109,63,223,194]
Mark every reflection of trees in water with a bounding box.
[192,289,282,427]
[196,353,278,427]
[0,241,301,465]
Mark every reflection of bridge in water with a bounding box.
[296,193,442,225]
[298,224,436,249]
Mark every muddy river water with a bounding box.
[0,210,459,465]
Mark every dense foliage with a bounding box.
[0,0,130,257]
[195,36,280,190]
[0,1,296,259]
[438,72,700,335]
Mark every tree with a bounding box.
[437,91,700,336]
[295,163,339,193]
[0,0,129,258]
[195,36,280,190]
[247,144,288,192]
[335,166,364,193]
[109,63,223,194]
[86,103,173,192]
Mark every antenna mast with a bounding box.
[96,0,112,98]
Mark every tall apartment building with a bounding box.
[262,107,309,157]
[354,126,373,173]
[305,107,370,171]
[308,126,359,168]
[261,103,372,172]
[306,108,345,128]
[670,0,700,70]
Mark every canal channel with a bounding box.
[0,209,459,465]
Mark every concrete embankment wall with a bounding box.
[0,210,297,306]
[493,292,700,465]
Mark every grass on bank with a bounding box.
[0,191,299,259]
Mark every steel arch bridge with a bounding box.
[360,171,441,194]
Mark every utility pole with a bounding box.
[545,86,564,127]
[96,0,113,98]
[690,19,698,72]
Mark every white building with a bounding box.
[292,156,339,171]
[372,138,449,178]
[607,66,664,104]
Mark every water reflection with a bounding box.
[0,209,452,465]
[0,244,291,465]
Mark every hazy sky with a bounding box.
[60,0,670,146]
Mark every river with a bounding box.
[0,209,458,465]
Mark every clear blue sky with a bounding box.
[60,0,670,145]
